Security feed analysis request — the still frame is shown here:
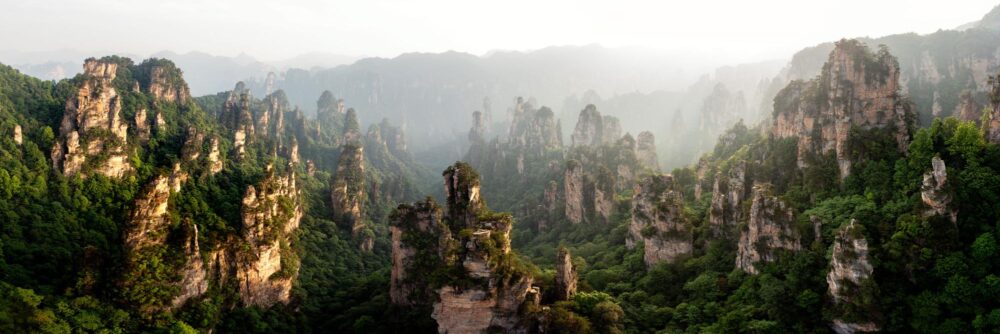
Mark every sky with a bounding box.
[1,0,997,64]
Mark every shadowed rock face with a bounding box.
[708,161,748,241]
[564,160,585,224]
[627,174,693,267]
[772,39,912,178]
[52,59,132,178]
[390,163,539,333]
[735,183,801,274]
[827,219,879,333]
[987,71,1000,144]
[554,248,578,301]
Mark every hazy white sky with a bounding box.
[1,0,997,63]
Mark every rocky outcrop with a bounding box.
[52,58,132,178]
[827,219,879,333]
[772,39,912,178]
[220,82,254,158]
[537,180,560,231]
[142,62,190,104]
[636,131,659,171]
[693,157,711,201]
[571,104,605,147]
[135,108,150,143]
[592,167,616,223]
[180,127,204,163]
[121,165,189,313]
[121,161,301,313]
[389,199,449,306]
[172,220,208,309]
[391,163,539,333]
[920,156,956,223]
[234,165,303,307]
[564,160,585,224]
[331,144,365,230]
[123,165,188,252]
[735,183,801,274]
[207,137,223,174]
[987,71,1000,144]
[12,124,22,145]
[554,248,577,301]
[708,161,748,240]
[601,115,622,145]
[507,102,562,156]
[627,174,693,266]
[470,110,488,144]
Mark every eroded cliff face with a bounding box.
[52,59,132,178]
[564,160,585,224]
[390,163,540,333]
[220,82,255,158]
[235,166,303,307]
[122,164,302,312]
[13,124,22,145]
[554,248,577,301]
[735,183,801,274]
[708,161,748,240]
[921,156,956,223]
[143,64,190,104]
[571,104,621,147]
[627,175,693,267]
[389,199,449,306]
[508,103,562,154]
[986,72,1000,144]
[827,219,879,334]
[121,165,189,313]
[772,39,912,177]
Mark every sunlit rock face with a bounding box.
[827,219,879,334]
[735,183,801,274]
[220,82,254,159]
[13,124,22,145]
[52,59,132,178]
[627,174,693,267]
[122,163,302,312]
[772,39,912,178]
[143,63,190,104]
[390,163,539,333]
[234,166,302,307]
[121,165,189,313]
[921,156,956,223]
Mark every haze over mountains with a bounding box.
[4,2,1000,333]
